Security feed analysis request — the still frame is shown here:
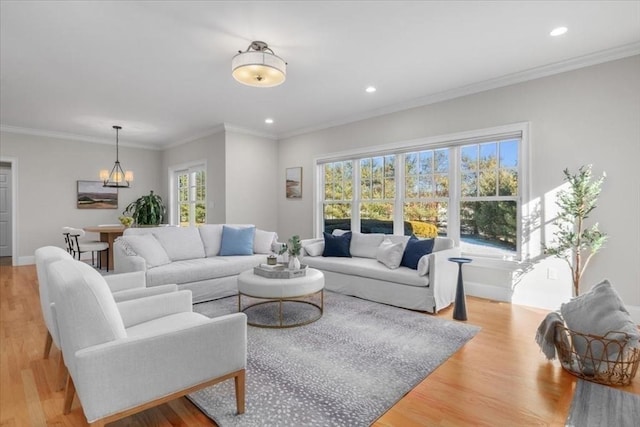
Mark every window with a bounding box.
[360,155,395,233]
[323,161,352,234]
[174,166,206,226]
[459,139,519,257]
[404,148,449,238]
[317,124,527,259]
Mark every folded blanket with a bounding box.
[536,311,564,360]
[560,279,639,373]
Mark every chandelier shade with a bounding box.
[100,125,133,188]
[232,41,286,87]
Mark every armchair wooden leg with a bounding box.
[43,331,53,359]
[57,355,68,391]
[235,369,245,414]
[63,374,76,414]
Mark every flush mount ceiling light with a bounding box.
[232,41,286,87]
[366,86,377,93]
[100,125,133,188]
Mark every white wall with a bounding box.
[0,131,162,263]
[277,55,640,313]
[162,130,226,223]
[225,130,279,231]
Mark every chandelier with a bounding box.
[100,125,133,188]
[232,41,286,87]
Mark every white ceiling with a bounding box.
[1,1,639,149]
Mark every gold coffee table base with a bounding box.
[238,289,324,328]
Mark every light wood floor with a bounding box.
[1,264,638,426]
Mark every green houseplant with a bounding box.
[123,190,166,226]
[545,165,607,296]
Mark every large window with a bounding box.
[317,124,527,259]
[174,166,206,226]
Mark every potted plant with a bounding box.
[545,165,607,296]
[279,235,302,269]
[123,190,166,226]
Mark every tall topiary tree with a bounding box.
[546,165,607,296]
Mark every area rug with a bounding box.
[189,291,480,427]
[566,379,640,427]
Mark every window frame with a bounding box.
[314,122,530,261]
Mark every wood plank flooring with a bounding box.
[1,264,638,426]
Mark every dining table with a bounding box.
[83,225,126,271]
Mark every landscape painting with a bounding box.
[286,167,302,199]
[77,180,117,209]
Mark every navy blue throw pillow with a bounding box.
[322,232,352,257]
[400,236,435,269]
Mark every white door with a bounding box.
[0,165,12,257]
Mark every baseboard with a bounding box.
[17,255,34,266]
[464,281,513,302]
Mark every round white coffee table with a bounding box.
[237,268,324,328]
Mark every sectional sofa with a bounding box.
[114,225,461,313]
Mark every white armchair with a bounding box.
[48,258,247,426]
[35,246,178,389]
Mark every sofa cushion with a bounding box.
[254,229,277,254]
[152,227,205,261]
[304,256,428,288]
[220,225,255,256]
[323,231,352,257]
[376,238,404,269]
[350,232,385,259]
[120,234,171,268]
[145,255,265,286]
[400,237,435,270]
[199,224,255,257]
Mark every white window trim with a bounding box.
[313,122,530,261]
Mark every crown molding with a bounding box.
[223,123,278,140]
[164,124,227,149]
[278,42,640,140]
[0,124,159,150]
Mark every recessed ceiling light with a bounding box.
[265,118,274,124]
[550,27,568,37]
[365,86,377,93]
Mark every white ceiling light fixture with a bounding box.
[366,86,377,93]
[100,125,133,188]
[550,26,568,36]
[232,41,287,87]
[265,118,274,124]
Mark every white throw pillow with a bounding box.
[254,229,277,254]
[304,241,325,257]
[350,232,385,258]
[417,255,430,276]
[376,239,404,269]
[332,229,349,236]
[121,234,171,268]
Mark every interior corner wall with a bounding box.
[276,55,640,311]
[162,131,226,224]
[0,131,162,264]
[224,131,278,231]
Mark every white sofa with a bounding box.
[114,225,277,303]
[300,231,461,313]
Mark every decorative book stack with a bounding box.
[254,263,307,279]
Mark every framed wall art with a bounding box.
[77,180,118,209]
[286,167,302,199]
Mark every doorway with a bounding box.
[0,160,15,264]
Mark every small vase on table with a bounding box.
[288,255,301,270]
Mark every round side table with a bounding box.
[448,257,472,321]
